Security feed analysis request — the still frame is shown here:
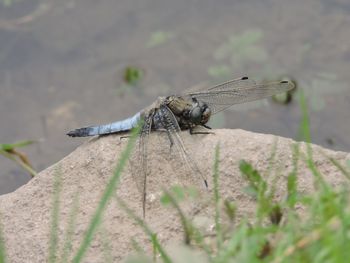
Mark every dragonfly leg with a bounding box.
[189,125,215,135]
[155,129,174,148]
[166,129,175,148]
[202,124,212,130]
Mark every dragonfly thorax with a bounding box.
[164,96,211,130]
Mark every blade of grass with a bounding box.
[99,222,113,263]
[116,198,172,263]
[59,190,80,263]
[130,238,146,255]
[0,149,38,177]
[48,166,62,263]
[0,214,6,263]
[161,190,212,258]
[213,144,222,250]
[264,138,284,225]
[239,160,270,223]
[327,156,350,181]
[72,125,140,263]
[215,221,250,263]
[272,217,340,263]
[163,189,192,245]
[265,137,278,177]
[0,140,35,151]
[0,140,38,177]
[298,91,328,190]
[286,143,300,208]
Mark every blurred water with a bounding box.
[0,0,349,194]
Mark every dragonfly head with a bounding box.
[189,98,211,125]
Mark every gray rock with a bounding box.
[0,129,349,262]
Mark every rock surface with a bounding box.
[0,129,349,262]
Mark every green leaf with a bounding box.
[239,160,263,187]
[0,140,35,151]
[224,199,236,221]
[123,67,144,86]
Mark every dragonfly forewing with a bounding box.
[128,112,154,217]
[186,78,294,114]
[156,105,208,187]
[129,105,208,217]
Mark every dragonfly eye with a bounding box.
[190,107,202,124]
[201,107,211,125]
[189,102,211,125]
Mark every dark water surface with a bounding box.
[1,0,349,194]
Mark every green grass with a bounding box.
[117,197,172,263]
[0,215,6,263]
[48,166,62,263]
[59,189,80,263]
[123,66,144,86]
[0,140,38,178]
[213,143,223,249]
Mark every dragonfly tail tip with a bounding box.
[66,131,76,137]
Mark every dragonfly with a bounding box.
[67,76,294,216]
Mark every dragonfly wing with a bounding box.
[185,77,294,114]
[158,105,208,188]
[130,113,153,217]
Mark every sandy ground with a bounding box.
[0,129,349,262]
